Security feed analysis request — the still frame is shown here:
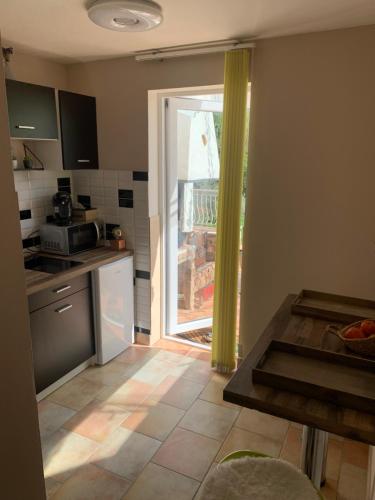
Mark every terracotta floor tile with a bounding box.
[131,358,173,385]
[152,427,220,481]
[78,361,135,387]
[37,341,357,500]
[180,358,213,385]
[179,399,239,441]
[38,400,76,439]
[115,345,154,364]
[326,438,343,481]
[186,348,212,362]
[342,439,369,469]
[157,376,205,410]
[53,464,130,500]
[97,379,154,411]
[149,375,180,402]
[44,477,62,499]
[337,462,367,500]
[216,427,283,462]
[42,428,98,482]
[124,462,199,500]
[63,400,130,442]
[320,478,338,500]
[92,427,161,481]
[235,408,289,443]
[194,462,218,499]
[151,349,187,366]
[122,401,184,441]
[47,377,105,411]
[154,339,192,354]
[279,426,302,468]
[199,377,238,409]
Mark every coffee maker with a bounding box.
[53,191,72,226]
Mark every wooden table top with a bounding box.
[224,294,375,445]
[25,247,133,295]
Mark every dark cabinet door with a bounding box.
[6,79,58,139]
[29,287,95,393]
[58,90,99,170]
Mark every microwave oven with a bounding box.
[40,221,100,255]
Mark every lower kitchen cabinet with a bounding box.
[29,286,95,394]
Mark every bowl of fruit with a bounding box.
[326,320,375,356]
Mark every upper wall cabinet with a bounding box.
[58,90,99,170]
[6,79,58,140]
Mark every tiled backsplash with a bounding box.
[13,167,151,336]
[71,169,151,333]
[14,169,73,245]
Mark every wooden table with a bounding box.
[224,294,375,496]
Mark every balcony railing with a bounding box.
[193,189,218,227]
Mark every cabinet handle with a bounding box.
[77,159,90,163]
[53,284,71,294]
[16,125,36,130]
[55,304,73,314]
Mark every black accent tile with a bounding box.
[133,171,148,181]
[118,189,133,199]
[105,223,120,240]
[57,177,71,188]
[77,195,91,209]
[20,209,31,220]
[22,236,41,249]
[59,186,71,194]
[135,326,151,335]
[135,270,150,280]
[119,199,133,208]
[46,215,55,223]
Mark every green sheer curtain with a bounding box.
[212,49,250,373]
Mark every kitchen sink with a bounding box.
[24,255,83,274]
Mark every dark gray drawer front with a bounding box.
[30,288,95,393]
[28,273,90,312]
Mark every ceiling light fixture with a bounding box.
[88,0,163,32]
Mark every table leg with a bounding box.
[301,426,328,489]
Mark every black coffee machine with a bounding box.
[53,191,72,226]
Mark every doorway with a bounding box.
[165,94,224,345]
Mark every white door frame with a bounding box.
[148,85,224,340]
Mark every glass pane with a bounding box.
[176,109,222,326]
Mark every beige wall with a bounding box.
[67,53,224,171]
[5,49,68,88]
[0,41,46,499]
[240,24,375,355]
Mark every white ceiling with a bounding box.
[1,0,375,63]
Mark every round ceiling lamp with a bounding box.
[88,0,163,32]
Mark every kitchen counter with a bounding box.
[25,246,132,295]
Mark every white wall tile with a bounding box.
[17,190,30,202]
[103,170,118,187]
[133,181,148,200]
[134,199,148,217]
[31,207,45,218]
[136,318,151,330]
[89,170,104,188]
[17,199,30,211]
[118,171,133,189]
[135,278,151,290]
[20,218,33,230]
[90,186,104,197]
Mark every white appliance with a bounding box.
[92,255,134,364]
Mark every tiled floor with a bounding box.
[40,339,369,500]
